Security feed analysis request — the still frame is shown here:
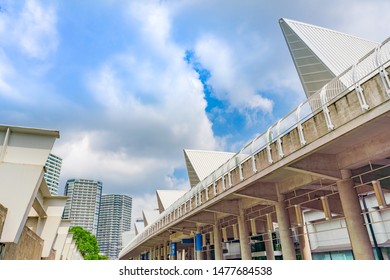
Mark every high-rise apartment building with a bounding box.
[97,194,132,259]
[63,179,103,236]
[44,153,62,195]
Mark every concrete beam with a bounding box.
[204,200,240,216]
[62,233,73,260]
[236,182,278,203]
[38,196,68,258]
[0,165,45,243]
[168,227,193,236]
[171,221,197,232]
[186,212,216,225]
[336,118,390,170]
[32,197,47,218]
[278,173,318,194]
[53,220,71,260]
[284,166,341,181]
[0,126,58,243]
[289,153,341,180]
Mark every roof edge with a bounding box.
[0,124,60,139]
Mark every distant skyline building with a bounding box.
[63,179,103,236]
[44,153,62,195]
[97,194,132,259]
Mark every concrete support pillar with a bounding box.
[182,249,186,260]
[213,214,223,260]
[275,194,296,260]
[156,246,161,260]
[237,200,252,260]
[264,216,275,260]
[206,244,211,260]
[297,226,312,260]
[264,231,275,260]
[188,246,193,260]
[163,241,168,260]
[337,169,374,260]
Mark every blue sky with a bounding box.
[0,0,389,220]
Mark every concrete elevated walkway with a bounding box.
[120,38,390,260]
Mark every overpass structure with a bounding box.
[120,19,390,260]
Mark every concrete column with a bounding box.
[264,231,275,260]
[237,200,252,260]
[264,217,275,260]
[53,220,71,260]
[206,244,211,260]
[163,241,168,260]
[213,214,223,260]
[275,194,296,260]
[156,246,161,260]
[182,249,187,260]
[297,226,312,260]
[337,169,374,260]
[187,246,193,260]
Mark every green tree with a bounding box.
[69,226,108,260]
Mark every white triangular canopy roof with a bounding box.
[142,209,159,227]
[280,18,379,97]
[156,190,187,214]
[134,220,144,235]
[184,149,235,188]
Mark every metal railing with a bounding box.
[120,37,390,257]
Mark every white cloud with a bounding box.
[0,51,19,99]
[194,34,274,113]
[0,0,61,106]
[132,193,158,223]
[15,0,58,59]
[128,1,171,48]
[53,0,219,203]
[332,1,390,42]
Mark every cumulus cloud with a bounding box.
[0,51,19,99]
[132,193,159,222]
[332,1,390,42]
[0,0,60,107]
[17,0,58,59]
[0,0,58,59]
[194,35,273,113]
[53,0,218,200]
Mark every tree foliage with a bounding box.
[69,226,108,260]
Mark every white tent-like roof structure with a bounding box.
[134,219,145,235]
[184,149,235,188]
[279,18,379,98]
[156,190,187,214]
[142,209,159,227]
